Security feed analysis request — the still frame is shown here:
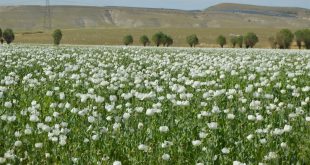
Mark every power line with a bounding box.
[43,0,52,29]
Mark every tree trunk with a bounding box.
[297,41,301,49]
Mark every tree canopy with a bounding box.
[152,32,173,47]
[123,35,134,46]
[244,32,259,48]
[216,35,226,48]
[52,29,63,46]
[3,28,15,44]
[139,35,150,46]
[186,34,199,47]
[276,29,294,49]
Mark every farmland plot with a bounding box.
[0,46,310,164]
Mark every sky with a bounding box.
[0,0,309,10]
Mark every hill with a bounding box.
[204,3,310,28]
[206,3,310,17]
[0,3,309,30]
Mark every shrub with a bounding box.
[52,29,63,46]
[216,35,226,48]
[139,35,150,46]
[244,32,258,48]
[3,28,15,44]
[186,34,199,47]
[123,35,134,46]
[276,29,294,49]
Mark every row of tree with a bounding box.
[0,28,63,46]
[198,29,309,49]
[123,32,259,48]
[268,29,310,49]
[123,32,173,47]
[0,28,15,44]
[216,32,259,48]
[123,29,310,49]
[0,28,259,49]
[2,27,310,49]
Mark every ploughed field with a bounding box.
[0,45,309,164]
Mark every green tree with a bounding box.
[123,35,133,46]
[303,29,310,49]
[161,34,168,47]
[244,32,259,48]
[139,35,150,46]
[0,28,3,44]
[295,30,304,49]
[276,29,294,49]
[52,29,63,46]
[216,35,226,48]
[152,32,165,47]
[236,36,243,48]
[230,36,238,48]
[166,36,173,47]
[268,36,277,49]
[186,34,199,47]
[3,28,15,44]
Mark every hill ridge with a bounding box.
[0,3,309,30]
[207,3,310,11]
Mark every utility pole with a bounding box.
[44,0,52,29]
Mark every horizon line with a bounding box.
[0,2,309,11]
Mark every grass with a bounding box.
[14,27,300,48]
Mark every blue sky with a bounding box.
[0,0,309,10]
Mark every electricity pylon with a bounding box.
[44,0,52,29]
